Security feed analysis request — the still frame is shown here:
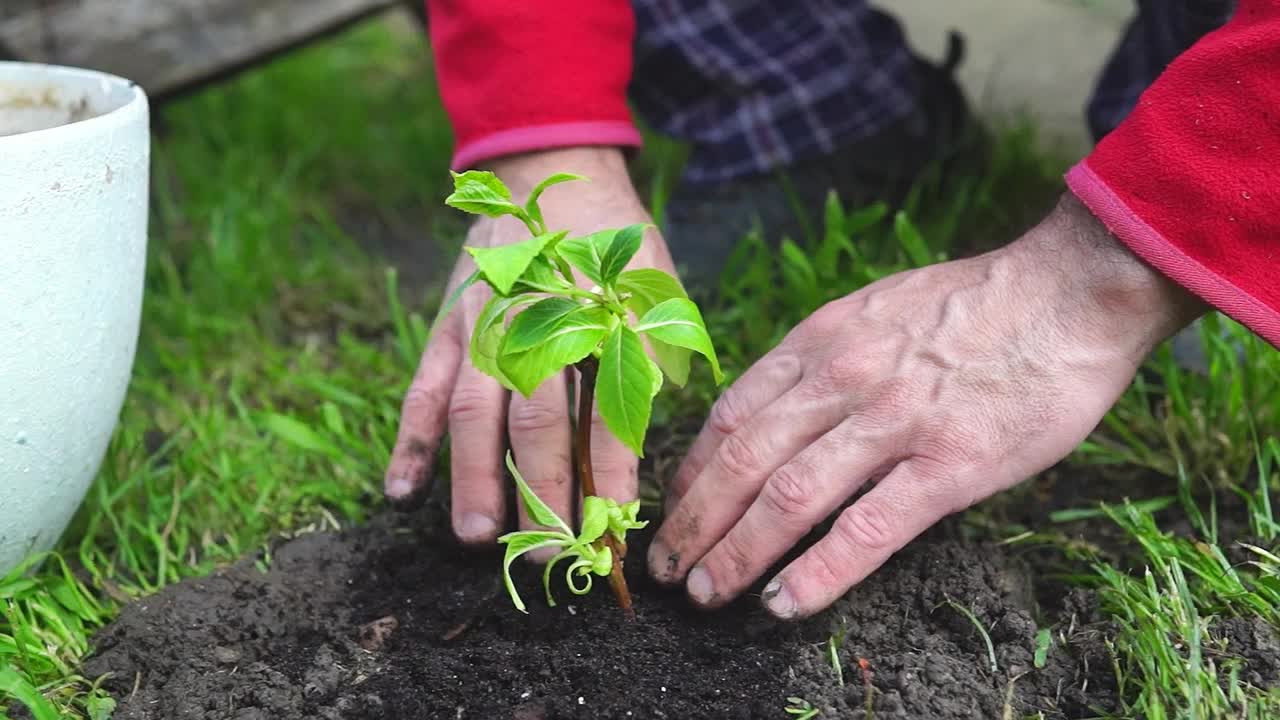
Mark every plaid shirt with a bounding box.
[630,0,1236,185]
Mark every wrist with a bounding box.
[1005,192,1207,358]
[483,147,629,198]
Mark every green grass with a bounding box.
[3,15,1280,720]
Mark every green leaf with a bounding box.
[465,231,564,295]
[556,224,648,287]
[507,451,572,534]
[498,312,610,397]
[470,294,540,388]
[435,269,481,325]
[261,413,341,458]
[524,172,586,231]
[579,495,610,544]
[498,530,571,613]
[446,170,528,222]
[0,667,59,720]
[87,694,116,720]
[503,298,611,355]
[512,255,573,294]
[597,224,647,285]
[596,325,662,456]
[1034,628,1052,669]
[632,298,723,384]
[616,268,693,385]
[894,210,933,268]
[555,232,607,286]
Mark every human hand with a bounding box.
[648,194,1206,619]
[385,147,678,547]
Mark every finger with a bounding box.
[448,361,509,545]
[649,380,843,584]
[663,352,803,513]
[508,372,573,545]
[385,314,463,508]
[762,458,957,620]
[682,419,891,608]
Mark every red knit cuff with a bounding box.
[452,121,643,169]
[1067,162,1280,347]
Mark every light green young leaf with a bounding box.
[632,298,724,384]
[606,499,648,543]
[596,325,662,456]
[499,315,609,397]
[470,295,539,388]
[86,692,117,720]
[498,530,571,613]
[579,495,610,544]
[446,170,527,222]
[1033,628,1053,669]
[556,223,648,286]
[503,298,611,355]
[466,230,565,295]
[524,172,586,231]
[590,545,614,576]
[597,223,647,285]
[507,451,572,534]
[616,268,694,385]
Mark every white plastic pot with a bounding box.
[0,63,149,574]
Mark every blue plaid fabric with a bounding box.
[630,0,1234,185]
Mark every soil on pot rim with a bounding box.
[78,484,1126,720]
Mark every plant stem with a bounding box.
[575,356,635,619]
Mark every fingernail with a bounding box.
[647,540,674,582]
[385,476,413,498]
[385,478,426,513]
[762,579,796,619]
[526,545,558,565]
[457,513,497,543]
[686,566,716,605]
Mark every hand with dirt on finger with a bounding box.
[385,147,680,555]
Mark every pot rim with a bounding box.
[0,60,148,145]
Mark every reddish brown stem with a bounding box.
[575,356,635,620]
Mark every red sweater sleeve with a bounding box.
[1066,0,1280,347]
[425,1,642,168]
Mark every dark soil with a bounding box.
[81,484,1126,720]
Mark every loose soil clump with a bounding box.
[84,497,1119,719]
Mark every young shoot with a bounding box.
[440,170,723,616]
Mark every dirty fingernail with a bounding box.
[686,567,716,605]
[647,540,674,582]
[457,512,497,543]
[762,579,796,619]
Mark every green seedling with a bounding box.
[785,696,820,719]
[441,170,723,617]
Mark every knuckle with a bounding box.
[715,532,755,579]
[832,498,898,553]
[448,386,494,424]
[402,384,448,415]
[714,432,763,478]
[760,465,814,520]
[707,388,749,437]
[822,352,869,388]
[508,400,564,435]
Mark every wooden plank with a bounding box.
[0,0,403,97]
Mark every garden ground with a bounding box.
[3,14,1280,720]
